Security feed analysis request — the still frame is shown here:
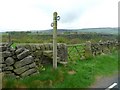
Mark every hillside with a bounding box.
[32,27,118,35]
[0,27,118,35]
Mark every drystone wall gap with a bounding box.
[17,43,68,65]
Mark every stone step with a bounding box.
[58,61,68,65]
[43,50,67,65]
[43,50,53,57]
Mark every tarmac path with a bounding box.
[90,73,119,89]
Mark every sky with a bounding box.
[0,0,119,32]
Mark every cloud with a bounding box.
[59,0,118,29]
[34,0,103,23]
[77,0,118,28]
[0,0,118,31]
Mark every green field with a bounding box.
[1,31,117,44]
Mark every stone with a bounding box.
[17,49,30,60]
[44,44,50,50]
[2,66,13,71]
[80,56,86,60]
[33,51,42,58]
[38,44,42,50]
[0,57,4,64]
[40,44,45,50]
[0,53,1,59]
[2,51,12,58]
[49,44,53,50]
[21,68,37,77]
[0,43,6,46]
[0,68,2,73]
[14,56,34,68]
[16,45,23,49]
[4,71,12,74]
[41,56,52,64]
[5,73,15,77]
[15,48,24,55]
[12,55,17,60]
[29,63,36,69]
[58,61,68,65]
[10,48,16,55]
[57,43,61,49]
[0,46,7,52]
[16,76,20,79]
[43,50,53,57]
[30,45,36,52]
[24,45,31,50]
[36,45,41,50]
[0,64,6,68]
[5,57,14,66]
[35,59,41,66]
[35,58,39,62]
[14,65,29,75]
[29,71,39,76]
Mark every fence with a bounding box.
[67,43,86,61]
[67,40,119,61]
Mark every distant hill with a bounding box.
[32,27,118,35]
[1,27,118,35]
[76,28,118,34]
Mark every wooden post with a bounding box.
[53,12,57,69]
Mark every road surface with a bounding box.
[90,73,119,89]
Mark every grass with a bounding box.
[2,51,118,88]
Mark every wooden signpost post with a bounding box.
[52,12,60,69]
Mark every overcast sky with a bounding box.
[0,0,119,32]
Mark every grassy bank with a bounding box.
[2,51,118,88]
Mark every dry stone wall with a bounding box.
[84,40,119,58]
[0,40,118,78]
[0,43,39,78]
[0,43,67,78]
[17,43,68,65]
